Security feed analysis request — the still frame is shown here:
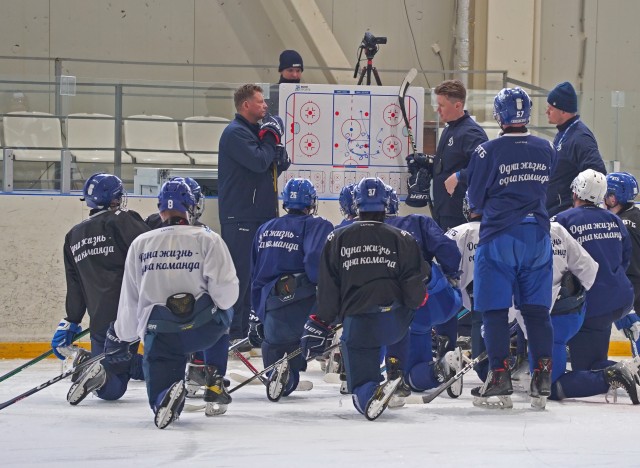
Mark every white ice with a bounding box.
[1,356,639,468]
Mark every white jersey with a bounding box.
[115,224,239,342]
[511,222,599,334]
[445,220,480,310]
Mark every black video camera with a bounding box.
[362,32,387,48]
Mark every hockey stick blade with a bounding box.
[0,338,139,411]
[421,351,487,404]
[0,328,91,384]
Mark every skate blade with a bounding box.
[266,359,289,402]
[155,383,186,429]
[205,402,228,416]
[446,376,463,399]
[183,403,206,412]
[365,377,401,421]
[530,396,547,410]
[472,395,513,409]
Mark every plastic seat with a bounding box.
[124,115,192,165]
[3,111,63,161]
[66,113,132,163]
[182,116,229,166]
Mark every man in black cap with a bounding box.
[546,81,606,216]
[266,50,304,114]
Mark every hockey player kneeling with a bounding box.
[250,178,334,402]
[302,177,430,420]
[106,179,239,429]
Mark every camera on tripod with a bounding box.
[361,32,387,58]
[354,31,388,85]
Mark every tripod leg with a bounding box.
[358,67,366,85]
[372,67,382,86]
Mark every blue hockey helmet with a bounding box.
[157,178,196,214]
[179,177,205,219]
[354,177,389,213]
[282,178,317,214]
[385,185,400,216]
[82,172,125,210]
[338,184,357,218]
[493,87,532,126]
[606,172,639,204]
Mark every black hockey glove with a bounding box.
[275,145,290,167]
[301,315,332,360]
[406,153,433,174]
[259,114,285,145]
[104,322,132,364]
[405,167,432,208]
[248,311,264,348]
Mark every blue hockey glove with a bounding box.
[614,312,640,342]
[405,167,432,208]
[248,311,264,348]
[259,114,285,145]
[104,322,132,364]
[51,318,82,360]
[301,315,332,360]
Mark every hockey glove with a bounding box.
[51,318,82,360]
[406,152,433,173]
[104,322,132,364]
[248,311,265,348]
[405,167,432,208]
[259,114,285,145]
[614,312,640,342]
[275,145,290,167]
[301,315,332,360]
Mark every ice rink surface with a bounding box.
[1,356,639,468]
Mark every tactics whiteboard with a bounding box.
[278,83,424,199]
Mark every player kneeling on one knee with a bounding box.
[302,177,430,420]
[105,178,239,428]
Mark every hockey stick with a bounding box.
[233,349,268,385]
[229,340,341,395]
[0,339,140,411]
[0,328,91,384]
[419,321,519,404]
[398,68,433,212]
[623,329,639,358]
[398,68,418,158]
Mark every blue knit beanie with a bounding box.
[279,50,303,72]
[547,81,578,113]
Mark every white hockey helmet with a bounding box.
[570,169,608,203]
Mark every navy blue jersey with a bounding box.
[432,111,488,221]
[64,209,150,332]
[385,214,461,277]
[553,205,633,317]
[547,116,606,216]
[251,213,333,320]
[617,204,640,285]
[317,221,429,324]
[468,132,555,245]
[218,113,291,224]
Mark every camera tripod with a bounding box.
[357,57,382,86]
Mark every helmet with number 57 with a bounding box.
[493,87,532,126]
[158,178,196,214]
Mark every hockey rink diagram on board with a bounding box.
[278,83,424,198]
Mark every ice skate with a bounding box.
[529,357,552,410]
[444,348,463,398]
[266,356,290,402]
[204,365,232,416]
[154,381,187,429]
[365,377,402,420]
[66,361,106,406]
[604,361,640,405]
[386,357,411,398]
[185,360,206,398]
[67,348,91,384]
[472,362,513,409]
